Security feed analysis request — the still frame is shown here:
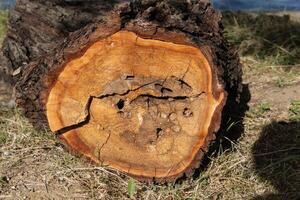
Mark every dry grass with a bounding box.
[0,12,300,200]
[0,93,298,199]
[267,11,300,22]
[222,12,300,66]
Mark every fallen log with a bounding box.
[2,0,243,182]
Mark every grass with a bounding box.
[0,130,8,145]
[128,178,136,198]
[276,77,290,88]
[0,92,298,199]
[0,10,8,42]
[0,11,300,200]
[222,12,300,66]
[248,102,272,118]
[289,100,300,121]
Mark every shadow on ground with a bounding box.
[252,121,300,200]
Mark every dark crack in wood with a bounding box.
[54,78,205,136]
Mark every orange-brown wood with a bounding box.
[46,31,226,180]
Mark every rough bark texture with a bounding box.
[0,0,127,105]
[1,0,243,182]
[2,0,124,70]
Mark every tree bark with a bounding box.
[0,0,125,85]
[1,0,243,182]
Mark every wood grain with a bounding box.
[46,31,226,180]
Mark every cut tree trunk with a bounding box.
[0,0,125,105]
[2,0,243,182]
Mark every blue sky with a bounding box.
[212,0,300,11]
[1,0,300,11]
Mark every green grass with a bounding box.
[276,78,288,88]
[0,130,8,145]
[127,178,136,199]
[222,12,300,66]
[248,102,272,118]
[0,10,8,42]
[289,100,300,121]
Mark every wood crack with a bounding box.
[130,92,205,104]
[55,75,205,136]
[55,80,157,135]
[97,131,112,162]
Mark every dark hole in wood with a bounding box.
[125,75,135,80]
[117,99,125,110]
[156,128,163,138]
[183,107,193,117]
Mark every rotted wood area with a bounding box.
[47,31,226,180]
[7,0,243,182]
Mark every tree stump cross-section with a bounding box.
[46,31,226,181]
[8,0,243,182]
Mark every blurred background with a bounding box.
[0,0,15,9]
[213,0,300,11]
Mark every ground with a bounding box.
[0,11,299,200]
